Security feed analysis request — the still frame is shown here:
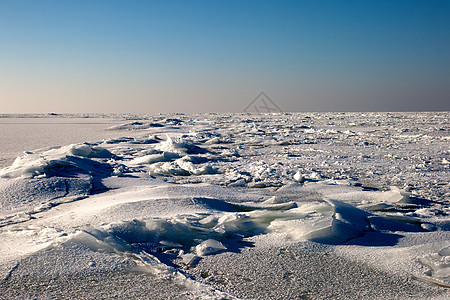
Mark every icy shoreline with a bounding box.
[0,112,449,299]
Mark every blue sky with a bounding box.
[1,0,449,112]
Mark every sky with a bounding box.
[0,0,449,113]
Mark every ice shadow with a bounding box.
[342,232,404,247]
[45,156,114,194]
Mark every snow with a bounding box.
[0,112,449,299]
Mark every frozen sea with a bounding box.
[0,116,131,168]
[0,112,449,299]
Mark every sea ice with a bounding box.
[0,112,449,299]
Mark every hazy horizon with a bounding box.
[1,1,449,113]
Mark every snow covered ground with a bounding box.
[0,112,449,299]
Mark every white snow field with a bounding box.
[0,112,449,299]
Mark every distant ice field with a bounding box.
[0,112,448,299]
[0,116,137,168]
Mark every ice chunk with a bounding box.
[148,162,191,176]
[155,136,206,154]
[0,154,59,178]
[155,136,188,154]
[112,165,126,176]
[268,200,373,243]
[293,171,305,183]
[418,245,450,287]
[176,158,198,173]
[262,196,284,204]
[269,210,334,241]
[0,143,112,178]
[130,152,180,165]
[180,253,202,267]
[66,143,112,158]
[146,156,216,176]
[381,186,411,204]
[195,239,226,256]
